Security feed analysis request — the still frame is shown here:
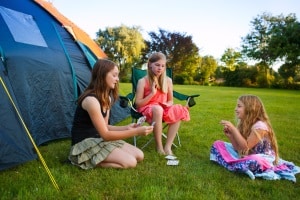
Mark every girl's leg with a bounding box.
[164,121,181,155]
[121,143,144,162]
[151,105,164,154]
[98,143,143,168]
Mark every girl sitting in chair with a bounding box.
[135,52,190,156]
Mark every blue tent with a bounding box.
[0,0,129,171]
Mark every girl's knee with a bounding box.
[136,150,144,162]
[152,105,163,113]
[124,157,138,168]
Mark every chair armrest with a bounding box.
[119,95,130,108]
[126,93,135,101]
[186,94,200,107]
[119,95,143,119]
[173,90,200,107]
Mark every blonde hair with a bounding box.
[147,52,168,93]
[237,95,279,165]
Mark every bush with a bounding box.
[174,74,185,84]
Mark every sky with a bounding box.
[51,0,300,61]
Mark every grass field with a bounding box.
[1,84,299,200]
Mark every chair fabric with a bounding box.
[120,67,199,149]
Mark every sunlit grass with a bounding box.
[0,85,299,199]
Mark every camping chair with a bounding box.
[120,67,199,149]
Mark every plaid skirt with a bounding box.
[68,138,125,170]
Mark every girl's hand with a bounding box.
[127,123,137,129]
[220,120,234,136]
[138,125,153,136]
[151,82,157,95]
[163,102,173,107]
[223,127,230,137]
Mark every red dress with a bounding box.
[137,78,190,124]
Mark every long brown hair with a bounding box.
[237,95,279,164]
[77,59,119,110]
[147,52,168,93]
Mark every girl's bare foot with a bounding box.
[157,149,165,155]
[164,149,173,156]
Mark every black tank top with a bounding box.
[71,94,107,145]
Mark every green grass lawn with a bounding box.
[1,84,299,200]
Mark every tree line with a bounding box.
[95,12,300,89]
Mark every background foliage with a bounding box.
[95,13,300,89]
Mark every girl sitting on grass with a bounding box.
[210,94,300,182]
[69,59,153,169]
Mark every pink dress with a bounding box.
[137,78,190,124]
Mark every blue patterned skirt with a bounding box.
[210,140,300,182]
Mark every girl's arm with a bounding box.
[220,120,247,151]
[165,77,173,105]
[82,96,153,141]
[106,110,135,131]
[233,129,265,155]
[107,123,136,131]
[220,120,264,153]
[246,129,266,149]
[135,78,155,108]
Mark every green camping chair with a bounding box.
[120,67,199,149]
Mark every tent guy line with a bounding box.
[0,77,60,191]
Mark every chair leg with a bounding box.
[176,133,181,147]
[133,136,137,147]
[134,123,181,149]
[141,137,154,149]
[137,133,180,149]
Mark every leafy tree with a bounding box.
[241,12,274,68]
[268,13,300,65]
[267,13,300,81]
[95,25,146,80]
[242,12,300,84]
[145,28,201,82]
[197,56,217,84]
[278,63,300,82]
[214,65,226,81]
[220,48,242,71]
[223,66,259,87]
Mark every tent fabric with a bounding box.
[0,62,37,171]
[0,0,129,171]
